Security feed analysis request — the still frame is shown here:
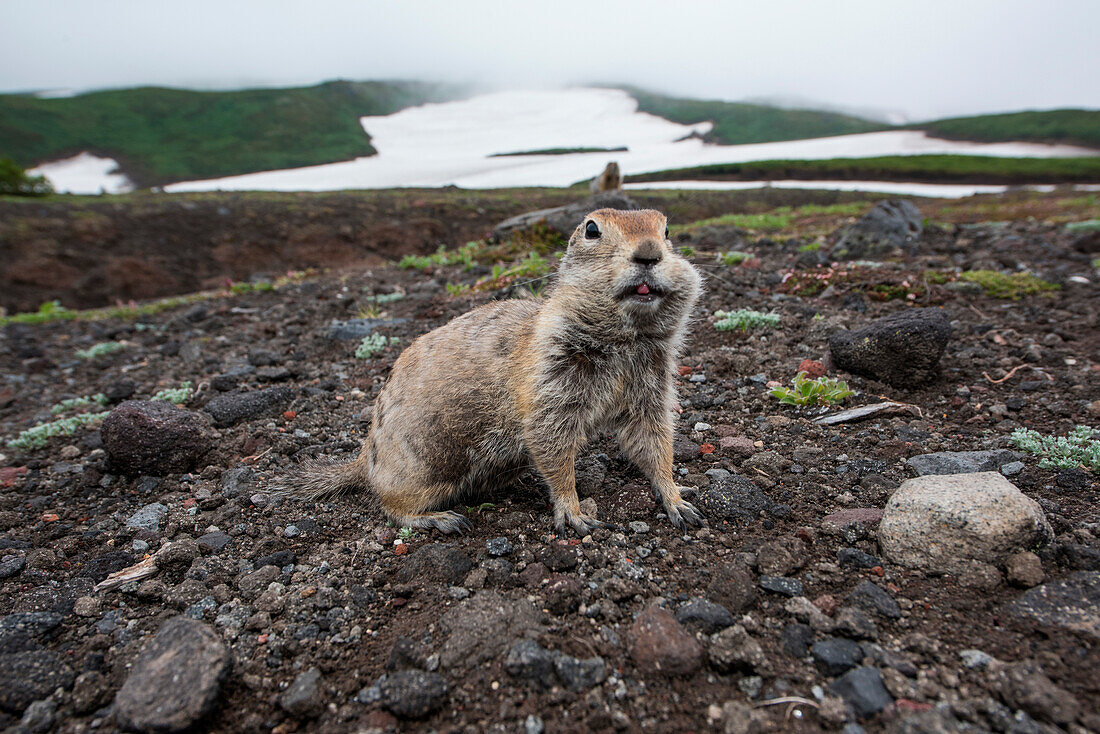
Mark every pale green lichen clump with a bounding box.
[1010,425,1099,472]
[355,334,399,359]
[714,309,780,332]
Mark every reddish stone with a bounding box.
[41,513,59,523]
[713,425,739,438]
[282,411,297,420]
[678,365,692,376]
[719,436,756,455]
[394,543,408,556]
[700,443,715,455]
[813,594,838,615]
[798,359,827,378]
[0,466,28,488]
[628,605,703,677]
[820,508,884,535]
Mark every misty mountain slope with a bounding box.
[0,80,464,186]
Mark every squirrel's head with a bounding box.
[558,208,702,336]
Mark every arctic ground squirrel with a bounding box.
[286,208,704,535]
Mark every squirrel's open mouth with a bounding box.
[619,280,665,303]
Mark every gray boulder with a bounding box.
[879,472,1052,574]
[829,308,952,387]
[491,191,640,241]
[830,199,922,260]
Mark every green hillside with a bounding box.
[621,87,890,145]
[0,80,461,186]
[915,109,1100,149]
[625,154,1100,185]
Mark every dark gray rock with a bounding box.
[203,387,294,428]
[376,670,449,718]
[837,547,880,570]
[491,191,641,241]
[675,598,735,633]
[0,613,62,654]
[830,199,922,260]
[694,474,769,523]
[812,637,864,676]
[1003,571,1099,639]
[101,400,216,475]
[995,660,1081,725]
[553,653,606,690]
[906,449,1021,476]
[829,308,952,388]
[759,575,803,597]
[126,503,168,532]
[0,555,25,580]
[829,666,893,717]
[327,317,409,342]
[504,640,558,688]
[113,616,230,733]
[79,550,134,582]
[781,623,814,658]
[279,667,323,718]
[18,697,56,733]
[0,650,74,714]
[395,543,474,585]
[197,531,232,552]
[847,580,902,619]
[833,606,878,640]
[438,592,545,669]
[219,466,254,498]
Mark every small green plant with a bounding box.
[717,251,752,266]
[397,526,416,541]
[76,341,127,360]
[50,393,108,415]
[679,246,696,258]
[356,303,384,319]
[228,281,274,295]
[446,283,471,296]
[714,309,780,332]
[355,333,398,359]
[7,411,108,450]
[1009,425,1099,472]
[465,502,497,514]
[398,242,480,272]
[365,291,405,304]
[958,270,1059,300]
[152,382,193,404]
[769,372,855,407]
[797,242,821,253]
[1065,219,1100,233]
[1091,257,1100,269]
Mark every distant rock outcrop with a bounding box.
[830,199,922,260]
[491,191,640,241]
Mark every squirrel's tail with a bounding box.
[268,456,371,501]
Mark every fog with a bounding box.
[3,0,1099,120]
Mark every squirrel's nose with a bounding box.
[633,242,663,267]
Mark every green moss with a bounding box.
[1066,219,1100,232]
[355,333,398,359]
[714,309,779,332]
[75,341,126,359]
[51,393,108,415]
[717,251,753,265]
[7,411,108,450]
[1010,425,1099,472]
[958,270,1060,299]
[679,246,696,258]
[152,382,193,405]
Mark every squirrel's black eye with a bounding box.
[584,221,600,239]
[665,226,670,239]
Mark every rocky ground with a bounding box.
[0,190,1098,733]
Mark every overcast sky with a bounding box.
[3,0,1099,120]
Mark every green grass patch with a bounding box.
[627,155,1100,185]
[717,251,753,265]
[1010,425,1099,472]
[0,81,462,186]
[916,109,1100,149]
[75,341,126,359]
[769,372,855,407]
[490,146,627,157]
[958,270,1060,299]
[623,87,887,146]
[679,246,696,258]
[398,241,480,272]
[673,210,792,232]
[6,411,108,450]
[1066,219,1100,232]
[0,271,311,328]
[714,309,779,332]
